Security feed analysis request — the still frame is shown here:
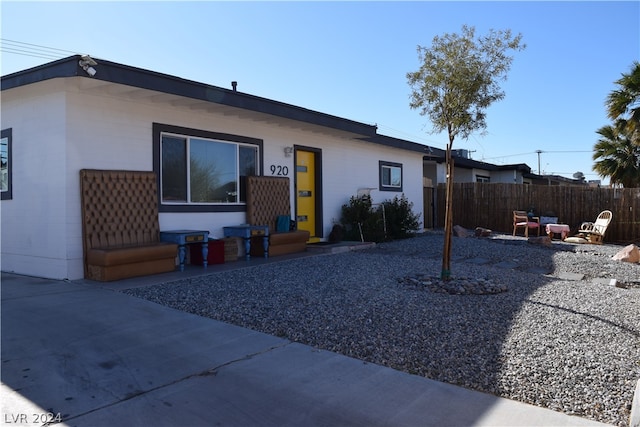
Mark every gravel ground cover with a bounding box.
[122,232,640,426]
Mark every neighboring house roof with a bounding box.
[359,134,445,157]
[524,172,588,186]
[1,55,434,156]
[432,152,533,174]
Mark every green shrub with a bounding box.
[340,195,373,227]
[340,195,383,242]
[340,193,421,242]
[382,194,421,239]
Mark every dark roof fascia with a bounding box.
[1,56,81,89]
[523,172,586,185]
[434,156,498,170]
[358,134,444,156]
[496,163,532,174]
[523,173,549,184]
[2,55,378,137]
[452,157,496,170]
[432,155,533,173]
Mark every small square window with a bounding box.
[379,161,402,192]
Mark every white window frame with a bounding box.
[1,128,12,201]
[379,160,403,192]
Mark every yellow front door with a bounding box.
[296,150,319,242]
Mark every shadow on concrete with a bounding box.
[1,233,624,426]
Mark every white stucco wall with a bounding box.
[1,77,424,280]
[453,167,474,183]
[1,80,70,279]
[492,170,521,183]
[293,131,424,238]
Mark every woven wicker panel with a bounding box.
[246,176,291,232]
[80,169,161,252]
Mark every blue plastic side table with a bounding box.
[223,225,269,260]
[160,230,209,271]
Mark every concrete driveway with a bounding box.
[1,272,609,427]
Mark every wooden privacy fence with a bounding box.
[435,183,640,244]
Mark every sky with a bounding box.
[2,1,639,185]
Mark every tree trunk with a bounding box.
[441,144,454,280]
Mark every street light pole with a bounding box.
[536,150,543,175]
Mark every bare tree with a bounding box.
[407,25,525,280]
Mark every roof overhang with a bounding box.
[359,134,444,156]
[2,55,450,155]
[430,154,533,173]
[2,55,379,139]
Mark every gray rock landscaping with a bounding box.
[123,231,640,426]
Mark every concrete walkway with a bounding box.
[2,271,610,427]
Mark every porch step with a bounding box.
[306,241,376,254]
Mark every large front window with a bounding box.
[154,124,261,211]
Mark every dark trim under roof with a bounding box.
[524,172,588,185]
[2,55,383,137]
[359,134,446,156]
[2,55,448,156]
[432,153,532,173]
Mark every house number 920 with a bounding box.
[270,165,289,176]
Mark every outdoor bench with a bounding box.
[80,169,178,281]
[245,175,310,257]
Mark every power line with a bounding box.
[375,123,443,146]
[542,150,593,153]
[1,38,79,61]
[1,38,78,54]
[1,47,61,60]
[482,151,535,160]
[482,149,592,161]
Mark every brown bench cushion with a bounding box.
[250,230,310,257]
[80,169,178,281]
[270,230,310,246]
[86,258,177,282]
[87,242,177,266]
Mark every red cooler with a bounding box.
[190,239,225,265]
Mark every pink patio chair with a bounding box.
[513,210,540,237]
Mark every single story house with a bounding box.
[429,149,591,187]
[1,55,441,280]
[431,150,534,184]
[524,172,592,186]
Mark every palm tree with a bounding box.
[593,120,640,187]
[606,61,640,145]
